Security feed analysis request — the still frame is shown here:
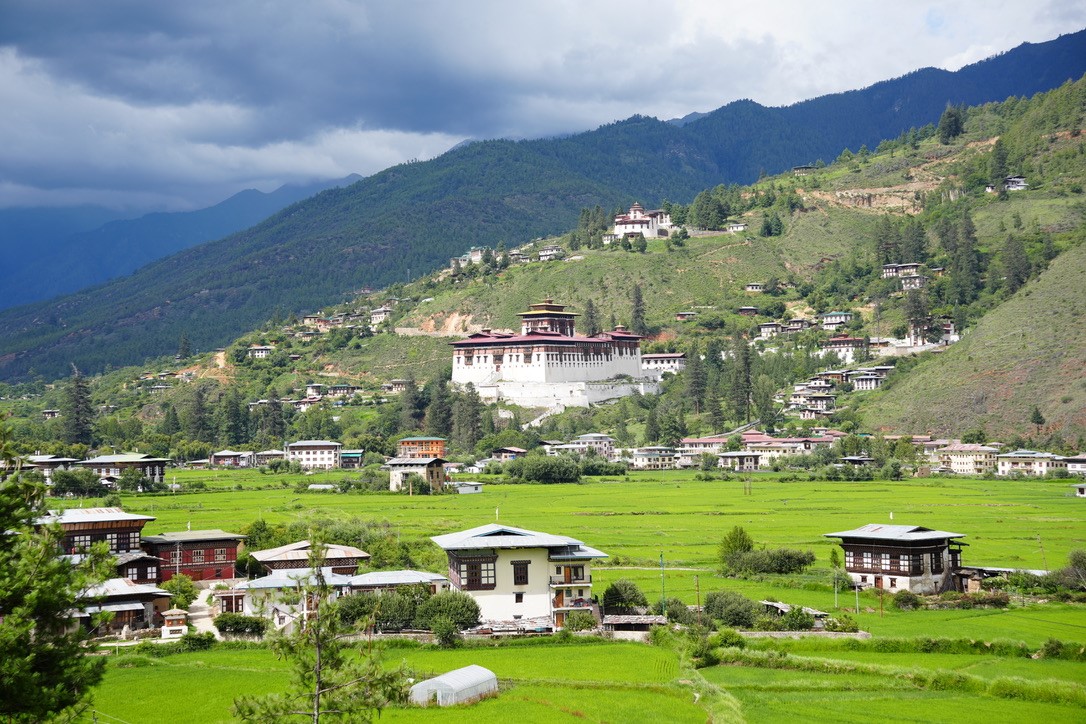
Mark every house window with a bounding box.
[106,533,119,550]
[881,553,891,571]
[862,551,872,569]
[192,549,205,563]
[889,578,897,589]
[147,566,157,580]
[129,531,141,550]
[71,534,91,551]
[215,548,227,562]
[571,565,585,581]
[555,566,562,575]
[930,552,943,574]
[514,592,524,604]
[512,560,530,586]
[126,566,139,580]
[844,550,854,568]
[458,558,496,590]
[860,575,868,583]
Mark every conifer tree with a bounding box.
[583,299,601,337]
[451,384,483,451]
[685,344,706,413]
[1001,235,1031,294]
[643,406,660,445]
[61,364,94,445]
[630,284,647,335]
[177,332,191,359]
[731,340,753,422]
[424,380,452,437]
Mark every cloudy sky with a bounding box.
[1,1,1084,213]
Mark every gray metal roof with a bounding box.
[40,507,156,525]
[349,570,448,587]
[250,540,369,563]
[237,567,354,590]
[431,523,607,559]
[824,524,965,541]
[142,529,246,544]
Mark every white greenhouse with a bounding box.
[409,664,498,707]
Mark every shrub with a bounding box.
[824,614,859,633]
[704,590,759,628]
[375,592,417,631]
[779,607,815,631]
[892,589,922,611]
[414,591,480,630]
[504,455,581,484]
[753,615,783,631]
[337,592,379,625]
[162,574,199,609]
[431,616,461,648]
[602,579,648,614]
[1041,638,1064,659]
[177,631,216,652]
[710,627,746,650]
[727,548,816,575]
[213,613,269,636]
[563,610,597,632]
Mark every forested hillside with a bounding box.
[1,30,1084,382]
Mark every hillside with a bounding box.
[858,241,1086,440]
[0,175,359,310]
[1,30,1084,382]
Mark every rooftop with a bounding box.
[824,524,965,542]
[142,529,246,544]
[40,507,156,525]
[431,523,607,559]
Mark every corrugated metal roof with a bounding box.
[431,524,607,559]
[824,524,965,541]
[349,570,448,587]
[143,529,245,544]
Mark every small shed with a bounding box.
[409,665,497,707]
[161,608,188,639]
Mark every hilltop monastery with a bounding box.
[450,299,661,407]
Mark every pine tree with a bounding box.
[398,375,422,432]
[177,332,191,359]
[630,284,647,335]
[752,375,778,431]
[583,299,601,337]
[684,344,706,413]
[990,138,1008,186]
[937,104,965,143]
[61,364,94,445]
[1002,235,1031,294]
[1030,406,1046,430]
[451,384,483,451]
[159,403,181,436]
[731,341,753,422]
[218,387,248,446]
[643,406,660,445]
[184,385,212,442]
[424,380,452,437]
[900,218,927,263]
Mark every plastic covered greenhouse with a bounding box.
[409,664,498,707]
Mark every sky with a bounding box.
[1,1,1084,213]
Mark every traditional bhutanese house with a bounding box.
[24,454,79,482]
[348,570,450,595]
[42,408,61,419]
[784,318,814,333]
[250,541,371,575]
[1004,175,1028,191]
[726,221,748,233]
[642,352,687,374]
[78,453,170,483]
[1064,455,1086,478]
[340,449,365,468]
[387,457,447,492]
[537,245,564,261]
[305,383,326,397]
[613,202,672,238]
[431,523,607,629]
[825,524,966,595]
[383,379,412,394]
[75,578,172,635]
[246,345,275,359]
[717,451,762,471]
[745,282,764,293]
[492,446,527,461]
[679,435,732,465]
[328,383,360,397]
[1071,481,1086,498]
[849,373,883,391]
[285,440,342,469]
[40,507,155,556]
[757,322,782,339]
[254,449,285,466]
[900,274,927,291]
[210,449,254,467]
[369,306,394,327]
[819,311,854,331]
[141,529,247,582]
[839,455,876,466]
[737,306,758,317]
[397,436,447,459]
[806,393,836,411]
[759,601,828,627]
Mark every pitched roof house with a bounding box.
[825,523,966,594]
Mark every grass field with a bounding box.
[77,469,1086,722]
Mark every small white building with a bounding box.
[935,444,998,475]
[716,451,762,471]
[538,245,564,262]
[431,524,606,629]
[641,352,686,375]
[630,446,678,470]
[819,311,854,331]
[447,481,484,494]
[1064,455,1086,478]
[369,306,393,327]
[285,440,342,470]
[613,202,672,238]
[247,345,275,359]
[745,282,764,293]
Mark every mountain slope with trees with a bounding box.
[1,30,1084,382]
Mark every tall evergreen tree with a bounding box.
[630,284,647,335]
[731,341,753,422]
[398,375,422,431]
[218,387,248,446]
[642,406,660,445]
[451,384,483,451]
[61,364,94,445]
[900,218,927,263]
[684,344,707,413]
[1001,235,1031,294]
[159,403,181,436]
[752,375,778,431]
[184,384,212,442]
[583,299,601,337]
[177,332,191,359]
[424,380,452,437]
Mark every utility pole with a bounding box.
[659,552,666,614]
[695,575,702,626]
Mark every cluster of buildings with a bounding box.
[933,444,1086,478]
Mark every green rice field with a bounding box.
[77,469,1086,722]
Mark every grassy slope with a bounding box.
[859,240,1086,438]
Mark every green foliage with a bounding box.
[0,468,112,722]
[602,579,648,614]
[564,610,598,631]
[214,613,270,637]
[430,616,462,648]
[503,455,582,484]
[703,590,759,629]
[892,589,923,611]
[162,574,199,610]
[414,591,481,631]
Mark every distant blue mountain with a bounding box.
[0,175,360,309]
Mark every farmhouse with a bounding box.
[537,245,564,262]
[1004,175,1028,191]
[716,451,762,471]
[285,440,342,469]
[996,449,1067,477]
[1064,455,1086,477]
[450,299,659,407]
[42,408,61,419]
[76,578,172,635]
[78,453,170,483]
[40,507,155,556]
[24,453,79,482]
[745,282,765,293]
[431,523,607,629]
[397,436,447,458]
[825,523,966,594]
[210,449,253,467]
[387,457,447,492]
[675,311,698,321]
[935,443,998,475]
[250,540,370,575]
[369,306,393,327]
[630,446,679,470]
[726,221,748,233]
[757,322,782,339]
[819,311,854,331]
[141,529,246,582]
[613,202,672,238]
[246,345,275,359]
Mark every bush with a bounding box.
[431,616,461,648]
[824,614,859,633]
[414,591,480,630]
[177,631,216,652]
[779,607,815,631]
[703,590,759,628]
[213,613,269,636]
[892,589,922,611]
[710,627,746,650]
[504,455,581,484]
[162,574,199,609]
[563,610,597,632]
[727,548,816,575]
[375,592,418,631]
[337,592,379,625]
[602,579,648,614]
[1041,638,1064,659]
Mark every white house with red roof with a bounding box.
[450,299,660,407]
[613,202,672,239]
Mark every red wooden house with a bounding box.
[142,529,246,582]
